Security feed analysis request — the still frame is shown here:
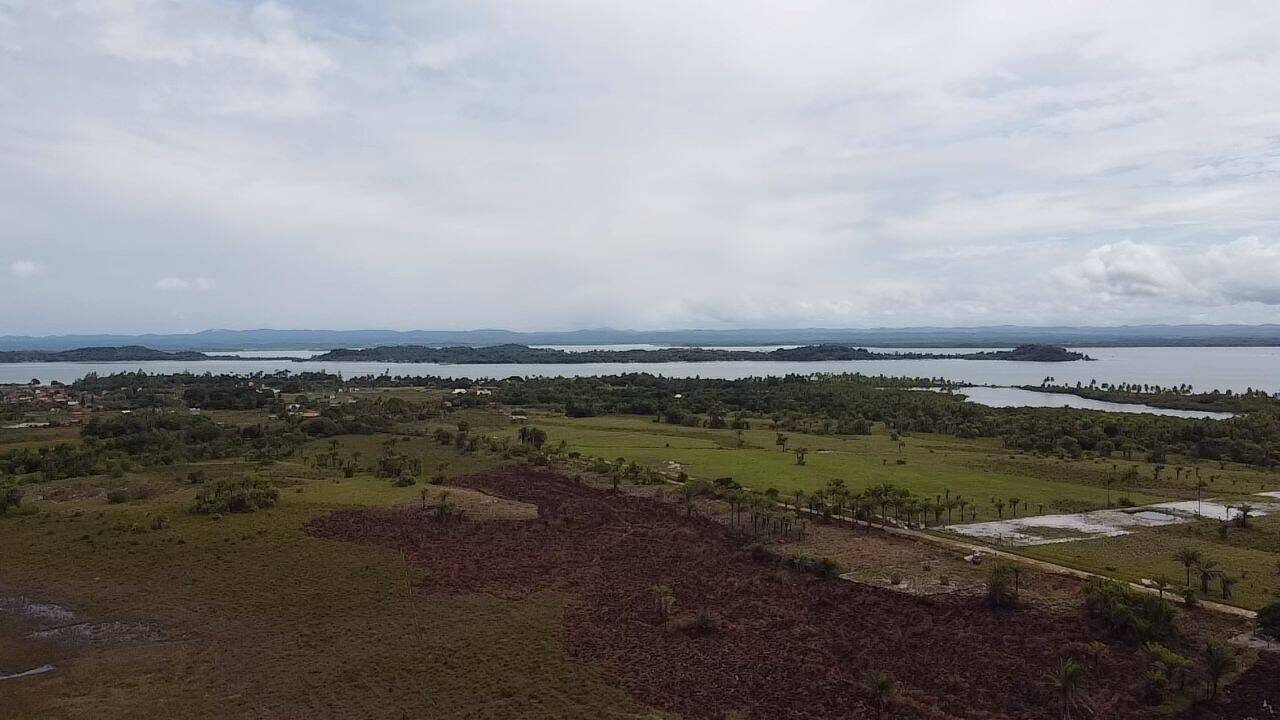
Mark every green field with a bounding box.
[526,414,1174,522]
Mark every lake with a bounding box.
[3,346,1277,416]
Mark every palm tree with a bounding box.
[1204,641,1236,700]
[1196,558,1220,594]
[863,670,896,720]
[1046,657,1086,720]
[1219,574,1237,600]
[1173,547,1202,587]
[1235,503,1255,528]
[1152,575,1173,600]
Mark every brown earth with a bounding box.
[1193,651,1278,720]
[305,468,1205,720]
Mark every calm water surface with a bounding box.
[4,347,1277,406]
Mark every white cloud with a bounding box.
[9,260,41,278]
[1053,237,1280,306]
[155,277,215,292]
[2,2,1280,332]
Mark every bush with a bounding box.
[105,488,131,504]
[0,481,22,515]
[1258,599,1280,638]
[1084,578,1177,642]
[986,562,1018,608]
[191,476,279,514]
[392,475,416,487]
[785,552,839,578]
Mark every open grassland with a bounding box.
[1022,515,1280,611]
[528,414,1174,521]
[1,455,658,720]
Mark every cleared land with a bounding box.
[515,414,1280,610]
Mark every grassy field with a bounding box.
[526,415,1175,521]
[1023,514,1280,610]
[1,451,658,720]
[508,413,1280,609]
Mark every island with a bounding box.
[305,343,1091,363]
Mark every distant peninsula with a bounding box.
[0,346,213,363]
[0,343,1091,364]
[305,343,1091,364]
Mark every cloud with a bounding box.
[1052,241,1194,298]
[1053,237,1280,306]
[155,277,216,292]
[2,2,1280,332]
[9,260,41,278]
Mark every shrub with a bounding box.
[785,552,839,578]
[191,476,279,515]
[1084,577,1177,642]
[1258,598,1280,638]
[0,481,22,515]
[986,562,1018,608]
[105,488,131,504]
[149,514,169,531]
[392,475,416,487]
[674,607,722,636]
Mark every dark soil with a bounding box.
[1194,651,1279,719]
[307,469,1171,719]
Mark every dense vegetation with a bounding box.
[49,371,1280,469]
[1025,380,1280,413]
[0,346,210,362]
[0,412,306,481]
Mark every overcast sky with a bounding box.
[3,1,1280,334]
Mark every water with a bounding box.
[4,346,1277,399]
[954,386,1236,420]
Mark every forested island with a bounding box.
[307,343,1091,363]
[0,343,1091,364]
[0,346,214,363]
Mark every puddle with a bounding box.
[0,664,56,681]
[1147,500,1271,522]
[1257,490,1280,500]
[946,499,1280,547]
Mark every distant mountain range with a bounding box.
[1,325,1279,351]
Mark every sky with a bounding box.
[2,0,1280,334]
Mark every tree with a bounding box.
[1196,557,1220,594]
[1203,641,1236,700]
[1219,574,1237,600]
[1152,575,1173,600]
[1234,503,1255,528]
[1046,657,1086,720]
[862,670,896,720]
[1257,598,1280,638]
[1173,547,1201,587]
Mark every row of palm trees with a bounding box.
[1171,547,1240,600]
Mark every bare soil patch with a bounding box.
[307,468,1184,720]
